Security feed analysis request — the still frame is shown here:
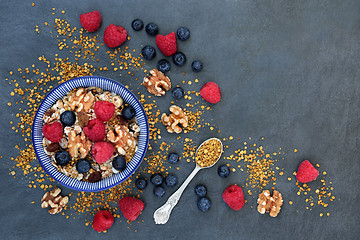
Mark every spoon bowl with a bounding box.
[195,137,223,169]
[153,138,223,224]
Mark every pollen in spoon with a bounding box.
[196,139,222,168]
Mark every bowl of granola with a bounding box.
[32,76,149,192]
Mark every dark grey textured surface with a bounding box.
[1,0,360,239]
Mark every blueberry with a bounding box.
[112,155,127,171]
[176,27,190,41]
[197,197,211,212]
[172,52,186,67]
[121,105,136,120]
[76,158,91,173]
[191,60,203,72]
[157,59,171,73]
[135,178,148,190]
[172,87,184,99]
[168,152,179,163]
[194,184,207,197]
[153,186,166,197]
[60,110,76,127]
[141,45,156,60]
[145,22,159,36]
[131,19,144,31]
[165,174,178,187]
[55,150,71,166]
[150,173,164,186]
[218,165,230,178]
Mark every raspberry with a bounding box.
[222,185,245,211]
[200,82,221,104]
[118,196,145,221]
[103,24,127,48]
[94,101,115,122]
[296,160,319,183]
[155,32,177,56]
[80,10,102,32]
[91,141,114,164]
[83,119,105,142]
[42,122,63,143]
[92,210,114,232]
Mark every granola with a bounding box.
[42,87,140,182]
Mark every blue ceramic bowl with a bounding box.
[32,76,149,192]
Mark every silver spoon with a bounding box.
[153,138,223,224]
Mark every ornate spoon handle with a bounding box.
[153,165,201,224]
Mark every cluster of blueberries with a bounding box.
[135,152,180,197]
[194,164,231,212]
[131,19,203,100]
[134,150,232,211]
[131,19,203,72]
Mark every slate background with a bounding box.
[1,0,360,239]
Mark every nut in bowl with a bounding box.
[32,76,149,192]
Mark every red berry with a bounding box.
[200,82,221,104]
[296,160,319,183]
[83,119,105,142]
[103,24,127,48]
[92,210,114,232]
[94,101,115,122]
[42,122,63,143]
[91,141,114,163]
[155,32,177,56]
[222,185,245,211]
[118,196,145,221]
[80,10,102,32]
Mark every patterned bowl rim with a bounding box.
[32,76,149,192]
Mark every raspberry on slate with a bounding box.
[156,32,177,56]
[118,196,145,221]
[83,118,105,142]
[103,24,127,48]
[42,121,63,143]
[222,185,245,211]
[91,141,114,164]
[94,101,115,122]
[200,82,221,104]
[80,10,102,32]
[296,160,319,183]
[92,210,114,232]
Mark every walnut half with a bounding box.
[143,69,171,96]
[161,105,188,134]
[257,189,283,217]
[68,88,95,113]
[67,129,92,158]
[41,187,69,214]
[107,125,136,155]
